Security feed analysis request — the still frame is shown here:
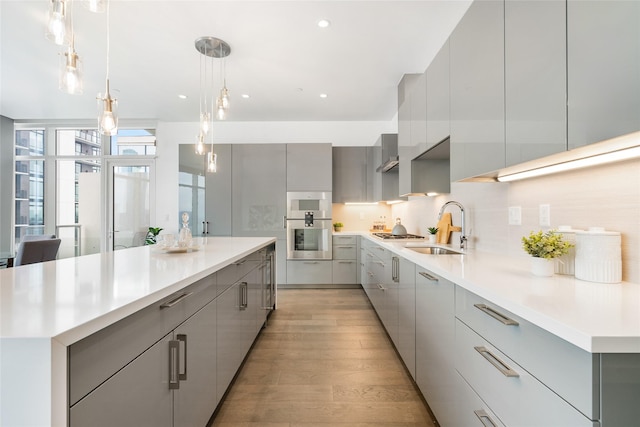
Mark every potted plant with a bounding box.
[333,222,344,232]
[145,227,163,245]
[427,227,438,243]
[521,230,573,276]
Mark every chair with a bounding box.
[10,235,61,267]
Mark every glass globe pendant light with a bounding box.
[46,0,70,46]
[60,35,83,95]
[85,0,106,13]
[97,0,118,135]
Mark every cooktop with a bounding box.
[372,232,424,240]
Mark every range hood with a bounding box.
[376,156,399,172]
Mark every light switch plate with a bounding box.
[508,206,522,225]
[539,204,551,226]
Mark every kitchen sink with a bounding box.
[407,246,462,255]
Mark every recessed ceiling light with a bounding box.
[319,93,328,99]
[317,19,330,28]
[178,94,187,99]
[241,94,250,99]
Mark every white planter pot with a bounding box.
[531,257,554,277]
[428,235,436,243]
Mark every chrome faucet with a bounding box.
[438,201,467,250]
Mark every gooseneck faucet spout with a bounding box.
[438,201,467,250]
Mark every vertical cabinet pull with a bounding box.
[392,256,400,282]
[474,346,519,377]
[177,334,187,381]
[418,271,439,282]
[239,282,248,310]
[168,340,180,389]
[474,304,519,326]
[474,409,498,427]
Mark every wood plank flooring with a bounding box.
[211,288,436,427]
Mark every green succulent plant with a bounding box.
[522,230,573,260]
[427,227,439,235]
[145,227,163,245]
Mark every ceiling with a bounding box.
[0,1,471,123]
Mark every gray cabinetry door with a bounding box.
[174,299,218,427]
[426,40,450,150]
[69,334,174,427]
[398,74,420,196]
[232,144,286,238]
[216,280,244,402]
[450,0,505,181]
[204,144,232,236]
[397,256,416,379]
[415,267,455,426]
[287,143,332,191]
[505,0,567,166]
[332,147,369,203]
[567,0,640,149]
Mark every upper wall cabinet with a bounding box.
[332,147,370,203]
[286,143,332,192]
[505,0,567,166]
[398,74,421,196]
[426,40,450,149]
[567,0,640,149]
[450,0,505,181]
[372,134,401,202]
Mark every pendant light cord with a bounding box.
[105,0,110,82]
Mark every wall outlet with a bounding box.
[539,204,551,226]
[508,206,522,225]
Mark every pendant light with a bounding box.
[97,0,117,135]
[59,2,82,95]
[194,36,230,170]
[46,0,70,46]
[216,43,230,120]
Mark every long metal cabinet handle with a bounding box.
[177,334,187,381]
[474,304,519,326]
[419,271,439,282]
[160,292,194,309]
[303,261,319,264]
[168,340,180,389]
[239,282,248,310]
[283,216,287,228]
[474,409,498,427]
[377,283,385,291]
[392,256,399,282]
[336,245,353,248]
[474,346,519,377]
[338,261,353,264]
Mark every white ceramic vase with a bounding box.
[531,257,554,277]
[428,235,436,243]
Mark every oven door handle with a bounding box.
[283,216,287,229]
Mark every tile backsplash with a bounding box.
[391,157,640,283]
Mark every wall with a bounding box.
[392,158,640,283]
[332,203,392,232]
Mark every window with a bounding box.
[14,130,45,241]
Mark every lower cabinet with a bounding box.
[332,234,358,285]
[286,260,332,285]
[70,298,217,427]
[415,267,456,427]
[454,372,506,427]
[395,255,416,379]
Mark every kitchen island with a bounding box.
[0,236,275,427]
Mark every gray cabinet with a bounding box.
[398,73,420,196]
[415,267,456,427]
[332,147,370,203]
[286,260,332,286]
[204,144,233,236]
[505,0,567,166]
[395,255,416,379]
[287,143,332,191]
[426,40,450,151]
[332,234,358,285]
[371,134,401,201]
[567,0,640,149]
[450,0,505,181]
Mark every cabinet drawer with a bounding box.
[455,371,506,427]
[69,274,217,406]
[217,252,262,294]
[333,244,356,260]
[286,260,332,285]
[332,260,357,284]
[455,286,598,419]
[333,235,357,245]
[456,320,597,427]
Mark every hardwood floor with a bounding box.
[211,288,436,426]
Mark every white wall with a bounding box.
[392,158,640,283]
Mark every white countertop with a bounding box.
[0,236,275,346]
[350,232,640,353]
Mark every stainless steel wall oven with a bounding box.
[286,192,332,260]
